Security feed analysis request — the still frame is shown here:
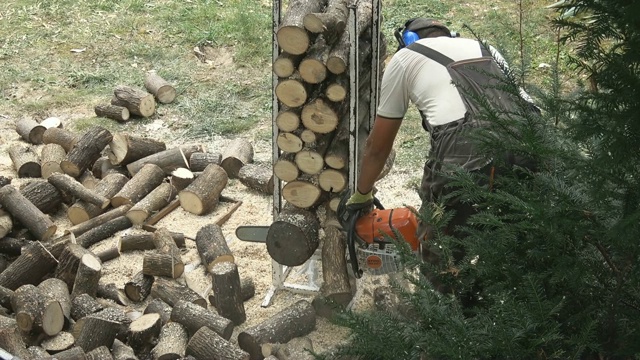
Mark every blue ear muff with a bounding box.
[401,31,420,47]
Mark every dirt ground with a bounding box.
[0,110,422,355]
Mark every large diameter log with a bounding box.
[67,173,129,225]
[15,118,46,144]
[150,277,207,308]
[221,138,254,179]
[111,163,165,207]
[186,326,249,360]
[238,300,316,360]
[8,143,41,178]
[49,173,110,209]
[75,215,132,248]
[61,126,113,178]
[95,104,130,122]
[0,186,56,241]
[20,179,64,214]
[178,164,228,215]
[275,77,309,108]
[119,231,185,253]
[152,321,188,360]
[40,143,66,178]
[126,183,177,225]
[126,144,204,176]
[124,271,153,303]
[276,0,327,55]
[195,224,234,272]
[281,180,322,209]
[267,206,320,267]
[108,133,167,166]
[112,85,156,118]
[188,152,221,172]
[144,71,176,104]
[127,313,162,356]
[210,262,246,325]
[170,300,234,340]
[295,150,325,175]
[65,204,132,238]
[238,163,274,195]
[86,345,114,360]
[43,127,79,153]
[301,97,341,134]
[10,283,64,336]
[71,253,102,298]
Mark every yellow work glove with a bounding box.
[345,189,374,213]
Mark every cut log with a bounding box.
[86,345,114,360]
[108,133,166,166]
[0,286,14,310]
[126,183,177,225]
[111,163,166,207]
[150,277,207,308]
[85,307,131,345]
[40,143,66,178]
[95,104,130,122]
[298,35,329,84]
[127,313,162,356]
[71,253,102,298]
[94,245,121,263]
[70,293,103,321]
[275,77,309,108]
[178,164,228,215]
[188,152,221,172]
[126,144,204,176]
[142,227,183,278]
[318,168,347,193]
[262,336,314,360]
[152,321,188,360]
[0,186,56,241]
[8,143,41,178]
[169,168,194,192]
[170,300,234,340]
[141,199,182,230]
[112,85,156,118]
[266,205,320,266]
[50,346,86,359]
[61,126,113,178]
[72,314,120,352]
[42,127,79,153]
[124,271,154,303]
[0,211,11,239]
[75,215,132,248]
[221,138,254,179]
[119,231,184,253]
[281,180,322,209]
[275,107,301,132]
[65,204,131,238]
[325,75,348,102]
[324,138,348,169]
[273,52,303,79]
[97,283,129,306]
[300,128,318,143]
[276,132,304,153]
[301,97,342,134]
[112,338,138,360]
[0,237,25,257]
[273,153,299,182]
[143,298,172,326]
[326,29,349,75]
[238,163,274,195]
[10,284,44,333]
[303,0,348,41]
[37,278,72,322]
[0,316,31,359]
[186,326,249,360]
[144,71,176,104]
[55,243,93,292]
[41,331,75,354]
[49,173,110,209]
[276,0,326,55]
[67,173,129,225]
[15,118,46,144]
[195,224,234,272]
[295,149,326,175]
[209,277,255,307]
[210,262,246,325]
[40,116,63,129]
[20,179,64,214]
[238,300,316,360]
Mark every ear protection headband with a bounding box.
[394,18,458,49]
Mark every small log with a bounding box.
[42,127,79,153]
[0,241,57,290]
[49,173,110,209]
[40,116,63,129]
[67,173,129,225]
[0,211,13,239]
[142,228,183,278]
[119,231,184,253]
[276,132,304,153]
[97,283,129,306]
[318,168,347,193]
[112,85,156,118]
[267,205,320,267]
[8,143,41,178]
[195,224,234,273]
[273,153,299,182]
[86,345,114,360]
[186,326,249,360]
[276,0,326,55]
[210,262,246,325]
[325,75,348,102]
[275,77,309,108]
[126,144,204,176]
[144,71,176,104]
[41,331,75,353]
[170,300,234,340]
[111,163,166,207]
[303,0,348,35]
[282,180,322,209]
[238,300,316,360]
[275,107,301,132]
[143,298,172,326]
[71,253,102,298]
[15,118,46,144]
[298,35,329,84]
[124,271,153,303]
[70,293,103,321]
[61,126,113,178]
[72,314,120,352]
[65,204,131,238]
[20,179,64,214]
[95,246,121,263]
[0,316,31,359]
[127,313,162,356]
[209,277,255,307]
[75,216,132,248]
[112,338,138,360]
[108,133,167,166]
[126,183,176,225]
[95,104,130,122]
[326,29,348,75]
[238,163,274,195]
[152,321,188,360]
[300,129,318,143]
[188,152,221,172]
[38,277,72,323]
[54,243,93,292]
[178,164,228,215]
[10,284,44,333]
[150,277,207,308]
[93,156,128,179]
[50,346,86,359]
[317,212,352,317]
[221,138,254,179]
[169,168,194,192]
[40,143,66,178]
[273,52,303,78]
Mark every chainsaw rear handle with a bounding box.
[347,197,383,279]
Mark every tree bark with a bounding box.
[187,326,249,360]
[97,283,129,306]
[221,138,254,179]
[144,298,172,326]
[71,253,102,298]
[111,163,166,207]
[127,313,162,356]
[20,179,63,214]
[37,278,72,323]
[15,118,46,144]
[112,338,138,360]
[67,172,129,225]
[10,284,44,333]
[61,126,113,178]
[65,204,131,238]
[8,143,41,178]
[144,71,176,104]
[54,243,93,292]
[126,144,204,176]
[0,186,56,241]
[124,271,154,303]
[86,345,114,360]
[150,277,207,308]
[266,205,320,266]
[108,133,166,166]
[95,104,130,122]
[152,321,188,360]
[195,224,234,272]
[210,262,246,325]
[42,127,78,153]
[94,245,121,263]
[126,182,177,225]
[41,143,66,179]
[179,164,228,215]
[0,316,31,359]
[238,163,274,195]
[170,300,234,340]
[75,215,132,248]
[48,173,110,209]
[70,293,103,321]
[188,152,221,172]
[118,231,184,252]
[112,85,156,118]
[72,314,120,352]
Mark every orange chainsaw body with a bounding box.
[354,206,420,251]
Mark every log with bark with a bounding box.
[0,316,32,359]
[86,345,114,360]
[61,126,113,178]
[276,132,304,153]
[0,211,11,240]
[195,224,234,272]
[169,167,194,192]
[48,173,110,209]
[8,143,41,178]
[49,346,86,359]
[127,313,162,356]
[301,97,344,134]
[275,107,301,132]
[97,283,129,306]
[67,172,129,225]
[275,0,326,55]
[188,152,221,172]
[141,228,184,279]
[112,338,138,360]
[15,118,46,144]
[266,205,320,267]
[143,298,172,326]
[186,326,249,360]
[70,253,102,298]
[210,262,246,325]
[118,231,185,253]
[20,179,64,214]
[107,133,167,166]
[124,271,154,303]
[273,52,303,79]
[126,182,177,225]
[40,143,66,178]
[70,293,103,321]
[37,278,72,324]
[209,277,255,307]
[42,127,79,153]
[273,153,299,182]
[281,179,323,209]
[238,163,274,195]
[112,85,156,118]
[221,138,254,179]
[0,186,56,241]
[54,243,93,292]
[170,300,234,340]
[95,104,131,122]
[150,277,207,308]
[298,35,329,84]
[10,284,64,335]
[144,71,177,104]
[126,144,203,176]
[111,163,166,207]
[152,321,188,360]
[65,204,132,238]
[178,163,228,215]
[75,215,132,248]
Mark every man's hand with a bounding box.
[346,189,374,213]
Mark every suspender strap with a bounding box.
[407,41,493,66]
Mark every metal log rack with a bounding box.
[264,0,382,307]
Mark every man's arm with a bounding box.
[356,115,402,194]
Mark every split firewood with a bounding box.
[143,298,172,326]
[238,163,274,194]
[150,277,207,308]
[97,283,129,306]
[127,313,162,356]
[0,186,56,241]
[71,253,102,298]
[0,211,12,239]
[273,52,303,78]
[221,138,254,179]
[65,204,132,238]
[195,224,234,272]
[86,345,114,360]
[152,321,188,360]
[50,346,86,359]
[126,182,177,225]
[48,173,110,209]
[70,293,104,321]
[273,153,299,182]
[186,326,249,360]
[112,338,138,360]
[238,300,316,360]
[126,144,204,176]
[20,179,65,214]
[111,163,165,207]
[169,167,194,192]
[15,118,46,144]
[75,215,132,248]
[41,331,75,354]
[275,0,326,55]
[0,316,32,359]
[209,277,255,307]
[275,107,301,132]
[38,278,72,323]
[118,231,185,253]
[170,300,234,340]
[210,262,246,325]
[275,76,310,108]
[94,104,131,122]
[107,133,167,167]
[112,85,156,118]
[188,152,221,172]
[298,35,329,84]
[72,313,121,352]
[67,172,129,225]
[61,126,113,178]
[142,228,183,278]
[179,163,228,215]
[267,204,320,267]
[40,143,66,178]
[276,132,304,153]
[144,70,177,104]
[42,127,79,153]
[124,271,153,303]
[8,143,41,178]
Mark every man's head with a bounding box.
[395,18,453,49]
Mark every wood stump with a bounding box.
[150,277,207,308]
[126,144,204,176]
